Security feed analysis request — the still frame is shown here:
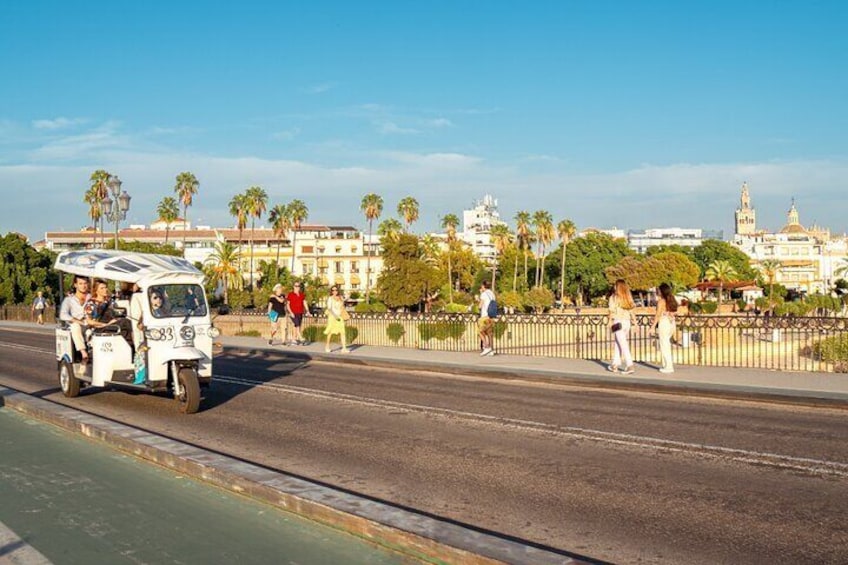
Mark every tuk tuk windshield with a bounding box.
[148,284,208,319]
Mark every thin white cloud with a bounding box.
[376,121,419,135]
[304,82,338,94]
[32,117,87,130]
[427,118,453,128]
[270,127,301,141]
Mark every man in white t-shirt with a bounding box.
[478,280,496,356]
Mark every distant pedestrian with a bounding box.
[267,283,287,345]
[478,280,497,356]
[32,291,49,325]
[324,285,350,353]
[653,283,678,374]
[607,279,636,374]
[286,281,308,344]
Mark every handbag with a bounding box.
[268,310,279,323]
[340,308,351,321]
[610,321,622,333]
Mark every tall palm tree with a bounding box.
[287,199,309,276]
[244,186,268,289]
[156,196,180,244]
[440,213,459,304]
[532,210,555,287]
[397,196,420,233]
[204,241,239,305]
[83,186,102,248]
[759,259,782,309]
[377,218,403,243]
[360,193,383,303]
[514,211,531,290]
[490,223,512,290]
[174,171,199,256]
[228,193,249,287]
[88,170,110,247]
[835,257,848,280]
[557,219,577,303]
[706,260,738,311]
[268,203,291,271]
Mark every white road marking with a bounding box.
[215,373,848,478]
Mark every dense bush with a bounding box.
[443,302,472,313]
[524,286,555,313]
[700,302,718,314]
[235,330,262,337]
[499,290,523,312]
[354,301,388,313]
[493,320,508,339]
[418,321,467,342]
[302,325,359,344]
[386,322,405,344]
[810,335,848,372]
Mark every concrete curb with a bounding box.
[0,386,589,565]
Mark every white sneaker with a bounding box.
[485,349,496,356]
[621,366,635,375]
[480,348,493,356]
[659,368,675,374]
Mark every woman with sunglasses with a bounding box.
[323,285,350,353]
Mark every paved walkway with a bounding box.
[220,334,848,403]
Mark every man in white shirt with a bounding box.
[59,275,90,362]
[478,280,496,356]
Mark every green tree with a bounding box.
[228,193,248,286]
[268,203,290,270]
[646,251,701,290]
[693,240,755,280]
[514,211,532,290]
[524,286,555,313]
[287,199,309,275]
[759,259,782,310]
[605,256,653,291]
[490,223,512,290]
[645,244,695,258]
[396,196,419,233]
[377,218,403,243]
[156,196,180,244]
[557,219,576,301]
[174,171,199,256]
[532,210,554,287]
[705,260,738,311]
[376,233,438,309]
[0,233,58,305]
[440,213,460,303]
[360,193,383,303]
[564,232,633,304]
[244,185,268,289]
[204,241,240,305]
[86,170,110,248]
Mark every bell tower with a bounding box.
[735,182,756,236]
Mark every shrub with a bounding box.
[700,302,718,314]
[493,319,508,339]
[810,334,848,372]
[524,287,555,313]
[499,290,523,312]
[235,329,262,337]
[301,324,358,344]
[355,301,388,313]
[591,296,609,308]
[418,321,467,342]
[386,322,405,344]
[443,302,471,313]
[736,299,747,312]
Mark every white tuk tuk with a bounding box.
[54,250,219,414]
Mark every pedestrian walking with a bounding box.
[607,279,637,374]
[653,283,678,374]
[324,285,350,353]
[286,281,308,344]
[267,283,287,345]
[478,280,497,356]
[32,291,49,325]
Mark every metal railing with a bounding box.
[0,304,56,324]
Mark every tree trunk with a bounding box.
[513,251,518,292]
[523,249,529,290]
[182,205,188,257]
[539,248,546,287]
[290,229,298,275]
[249,218,255,290]
[365,220,373,303]
[560,244,566,303]
[165,227,170,244]
[447,245,453,304]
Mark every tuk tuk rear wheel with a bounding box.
[59,361,80,398]
[177,367,201,414]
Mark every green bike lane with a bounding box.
[0,408,406,565]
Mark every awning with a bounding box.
[320,275,330,285]
[350,274,361,284]
[334,274,345,285]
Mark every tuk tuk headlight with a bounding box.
[180,326,196,341]
[208,326,220,338]
[146,328,164,340]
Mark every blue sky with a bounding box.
[1,1,847,241]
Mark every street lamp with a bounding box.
[100,175,131,250]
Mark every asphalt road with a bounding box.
[1,327,847,564]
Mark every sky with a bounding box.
[1,1,847,242]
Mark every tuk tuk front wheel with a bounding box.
[176,367,201,414]
[59,361,80,398]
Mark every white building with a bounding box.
[627,227,705,254]
[459,194,507,263]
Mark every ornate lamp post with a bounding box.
[100,175,131,250]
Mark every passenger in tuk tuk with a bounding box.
[59,275,91,362]
[150,290,169,317]
[86,280,134,347]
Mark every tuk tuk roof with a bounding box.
[54,250,204,285]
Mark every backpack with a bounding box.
[486,297,498,318]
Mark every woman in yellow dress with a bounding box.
[324,285,350,353]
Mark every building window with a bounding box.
[334,261,343,274]
[351,261,359,272]
[302,245,314,254]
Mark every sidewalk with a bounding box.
[220,335,848,404]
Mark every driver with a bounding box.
[150,290,168,317]
[59,275,90,363]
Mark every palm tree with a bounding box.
[156,196,180,244]
[377,218,403,243]
[360,193,383,303]
[268,203,291,271]
[287,199,309,276]
[228,193,249,286]
[440,213,459,304]
[835,257,848,280]
[244,186,268,290]
[514,211,531,290]
[705,260,738,311]
[397,196,420,233]
[532,210,555,287]
[557,219,577,303]
[88,170,110,247]
[205,241,240,305]
[490,223,512,290]
[759,259,782,309]
[174,171,199,256]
